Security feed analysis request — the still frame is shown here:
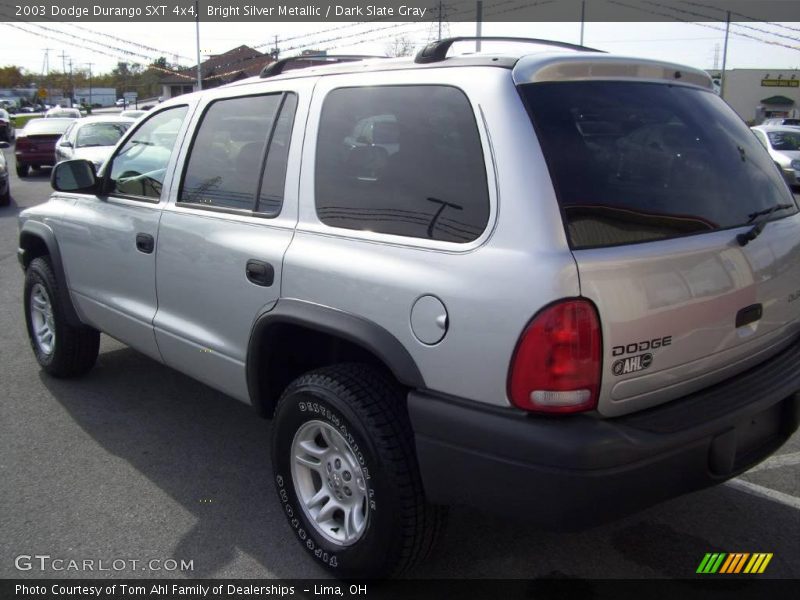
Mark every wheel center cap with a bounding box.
[331,472,342,488]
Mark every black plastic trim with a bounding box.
[246,299,424,416]
[415,36,604,64]
[409,334,800,527]
[18,220,83,327]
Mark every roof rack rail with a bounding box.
[260,54,387,78]
[414,36,604,64]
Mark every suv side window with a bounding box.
[179,93,296,214]
[315,86,490,243]
[108,106,188,200]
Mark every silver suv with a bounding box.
[18,38,800,578]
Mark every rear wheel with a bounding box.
[271,364,445,578]
[24,257,100,377]
[0,183,9,206]
[15,162,28,178]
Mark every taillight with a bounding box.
[15,136,28,149]
[508,299,601,414]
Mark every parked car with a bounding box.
[761,117,800,127]
[45,107,81,119]
[120,109,148,120]
[0,140,10,205]
[14,117,76,177]
[751,125,800,188]
[115,98,127,107]
[0,108,15,142]
[18,39,800,578]
[54,116,134,171]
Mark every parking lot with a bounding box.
[0,145,798,580]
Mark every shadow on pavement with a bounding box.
[39,343,328,579]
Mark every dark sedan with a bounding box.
[0,108,15,142]
[0,140,10,205]
[14,118,76,177]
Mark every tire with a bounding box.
[16,162,28,178]
[0,184,9,206]
[24,257,100,377]
[272,364,445,578]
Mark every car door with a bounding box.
[56,103,194,360]
[152,81,310,402]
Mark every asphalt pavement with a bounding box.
[0,149,798,580]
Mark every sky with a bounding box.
[1,19,799,78]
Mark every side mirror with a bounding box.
[51,159,98,193]
[0,141,9,149]
[60,140,73,148]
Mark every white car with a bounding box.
[45,107,81,119]
[115,98,127,107]
[54,115,134,171]
[751,125,800,188]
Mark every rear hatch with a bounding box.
[516,57,800,417]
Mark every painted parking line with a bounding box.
[746,451,800,473]
[726,478,800,511]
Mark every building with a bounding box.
[74,87,116,107]
[708,69,800,124]
[159,45,273,100]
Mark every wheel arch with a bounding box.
[247,299,425,418]
[19,220,83,327]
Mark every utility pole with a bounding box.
[68,59,73,106]
[476,1,482,52]
[271,35,279,60]
[42,48,51,77]
[60,51,68,105]
[437,1,443,41]
[86,62,94,108]
[579,0,586,46]
[195,0,202,91]
[720,10,731,100]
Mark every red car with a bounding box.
[14,118,76,177]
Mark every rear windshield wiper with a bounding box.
[737,203,794,246]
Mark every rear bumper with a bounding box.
[408,335,800,528]
[15,151,55,166]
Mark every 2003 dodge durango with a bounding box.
[17,38,800,578]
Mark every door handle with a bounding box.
[246,259,274,287]
[135,233,155,254]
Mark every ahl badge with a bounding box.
[612,353,653,376]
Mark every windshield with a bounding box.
[521,81,797,249]
[767,131,800,151]
[76,122,131,148]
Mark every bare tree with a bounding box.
[385,36,415,58]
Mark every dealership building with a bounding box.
[708,69,800,124]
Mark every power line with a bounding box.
[677,0,800,34]
[605,0,800,53]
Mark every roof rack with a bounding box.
[414,37,604,64]
[260,54,387,78]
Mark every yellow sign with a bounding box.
[761,79,799,88]
[37,88,47,98]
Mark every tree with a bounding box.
[0,65,26,88]
[384,36,415,58]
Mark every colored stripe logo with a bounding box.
[697,553,773,574]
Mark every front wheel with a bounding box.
[24,257,100,377]
[271,364,444,578]
[16,162,28,177]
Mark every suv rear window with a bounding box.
[521,81,798,249]
[315,85,489,243]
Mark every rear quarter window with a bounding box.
[521,81,797,249]
[315,85,490,243]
